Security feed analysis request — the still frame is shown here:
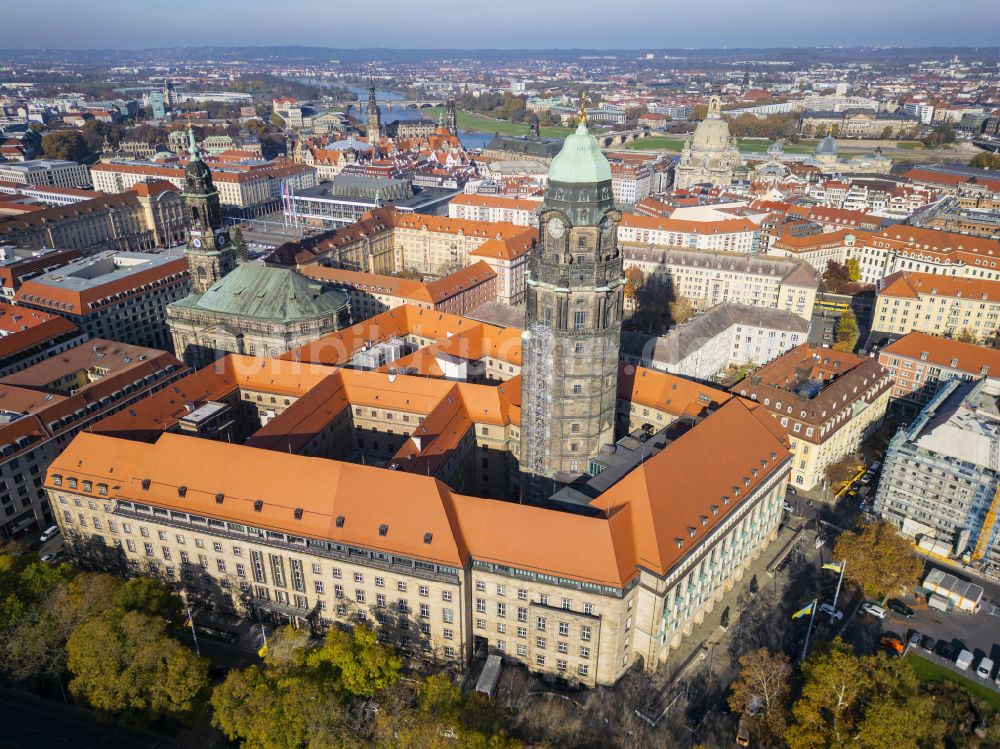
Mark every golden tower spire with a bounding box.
[579,91,588,125]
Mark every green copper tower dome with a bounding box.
[547,121,612,184]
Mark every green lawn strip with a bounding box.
[624,137,686,152]
[908,654,1000,711]
[425,107,572,137]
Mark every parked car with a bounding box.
[39,553,57,563]
[920,635,936,654]
[819,603,844,621]
[887,599,915,618]
[880,635,905,654]
[956,650,974,671]
[937,642,956,661]
[860,602,886,619]
[977,657,994,680]
[860,473,872,485]
[782,501,795,513]
[736,718,751,747]
[908,632,922,650]
[870,461,882,473]
[39,525,59,542]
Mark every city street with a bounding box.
[0,688,174,749]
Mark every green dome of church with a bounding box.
[548,122,612,184]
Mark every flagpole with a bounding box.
[186,607,200,656]
[830,560,846,624]
[801,598,817,662]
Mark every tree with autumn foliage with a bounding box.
[786,637,943,749]
[728,647,792,741]
[832,520,925,605]
[832,309,859,352]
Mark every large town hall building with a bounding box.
[47,115,790,688]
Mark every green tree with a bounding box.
[231,227,250,263]
[786,638,943,749]
[211,665,346,749]
[970,152,1000,170]
[954,328,979,344]
[41,130,89,162]
[305,625,401,698]
[832,309,859,352]
[921,123,957,148]
[112,576,182,621]
[832,520,924,605]
[66,610,208,720]
[845,258,862,283]
[728,648,791,741]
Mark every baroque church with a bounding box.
[167,129,350,368]
[673,90,745,190]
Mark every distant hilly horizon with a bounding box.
[1,45,999,65]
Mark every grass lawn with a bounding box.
[895,141,925,150]
[624,136,686,152]
[626,136,818,155]
[424,107,572,138]
[908,654,1000,711]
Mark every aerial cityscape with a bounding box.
[2,4,1000,747]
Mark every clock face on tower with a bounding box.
[547,216,566,239]
[191,238,202,248]
[216,232,228,247]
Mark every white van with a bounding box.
[40,525,59,542]
[976,657,994,680]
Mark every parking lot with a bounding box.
[845,574,1000,688]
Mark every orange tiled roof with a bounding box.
[880,331,1000,374]
[879,271,1000,302]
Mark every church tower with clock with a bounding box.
[182,128,235,294]
[520,102,624,496]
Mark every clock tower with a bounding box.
[182,127,235,294]
[520,102,624,496]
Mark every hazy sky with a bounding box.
[7,0,1000,49]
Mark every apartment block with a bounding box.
[878,332,1000,418]
[448,195,541,227]
[0,303,87,377]
[0,185,187,254]
[302,262,497,320]
[874,377,1000,575]
[0,340,185,537]
[15,249,191,351]
[621,246,818,321]
[621,304,810,381]
[873,272,1000,342]
[734,345,892,490]
[0,159,91,188]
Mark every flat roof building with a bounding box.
[14,249,191,351]
[875,377,1000,575]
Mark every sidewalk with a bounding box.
[636,523,800,721]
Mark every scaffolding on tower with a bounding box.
[520,321,555,499]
